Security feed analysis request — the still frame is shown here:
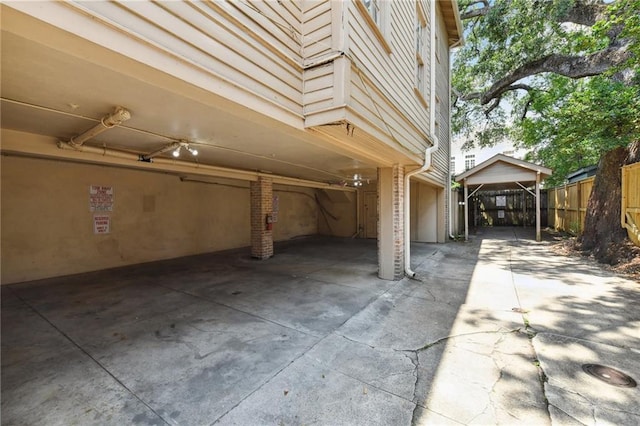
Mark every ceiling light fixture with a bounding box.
[139,140,198,162]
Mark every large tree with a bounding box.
[453,0,640,263]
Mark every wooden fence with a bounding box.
[547,177,594,235]
[548,162,640,247]
[622,162,640,246]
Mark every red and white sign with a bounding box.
[89,185,114,212]
[93,215,111,234]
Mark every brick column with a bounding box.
[378,165,404,280]
[250,177,273,259]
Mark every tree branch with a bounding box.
[521,98,533,121]
[460,0,490,20]
[473,43,631,105]
[559,0,607,26]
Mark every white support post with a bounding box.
[536,171,541,241]
[523,189,526,227]
[464,179,469,241]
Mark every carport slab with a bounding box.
[215,355,416,426]
[1,299,162,425]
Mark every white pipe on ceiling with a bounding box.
[67,106,131,148]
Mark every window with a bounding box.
[357,0,391,53]
[465,154,475,171]
[415,5,427,97]
[363,0,381,27]
[451,157,456,173]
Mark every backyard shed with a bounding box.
[455,154,552,241]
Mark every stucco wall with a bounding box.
[272,185,318,241]
[1,156,325,284]
[317,189,357,238]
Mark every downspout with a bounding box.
[404,0,440,278]
[404,148,435,278]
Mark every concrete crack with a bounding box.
[413,328,521,352]
[548,403,589,426]
[333,332,376,349]
[405,351,421,426]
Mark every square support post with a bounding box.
[378,165,404,280]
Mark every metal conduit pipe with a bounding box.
[139,142,181,162]
[56,140,140,161]
[67,107,131,149]
[54,141,356,192]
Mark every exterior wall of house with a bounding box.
[301,1,338,117]
[5,1,305,127]
[1,1,460,282]
[0,153,330,284]
[343,0,433,159]
[410,182,438,242]
[451,138,529,176]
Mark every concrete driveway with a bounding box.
[2,229,639,425]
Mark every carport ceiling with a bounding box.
[0,28,377,185]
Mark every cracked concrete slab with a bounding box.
[3,231,638,425]
[337,288,462,350]
[533,333,640,425]
[1,300,163,425]
[413,306,549,425]
[215,355,416,426]
[304,333,417,401]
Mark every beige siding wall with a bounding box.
[0,155,332,284]
[301,1,342,117]
[18,0,305,121]
[345,0,432,158]
[428,2,451,186]
[302,1,334,60]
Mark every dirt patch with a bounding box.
[547,229,640,282]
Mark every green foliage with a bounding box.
[453,0,640,185]
[519,77,640,186]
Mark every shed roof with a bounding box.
[455,154,552,190]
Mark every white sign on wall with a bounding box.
[89,185,114,212]
[93,215,111,234]
[496,195,506,207]
[498,210,505,219]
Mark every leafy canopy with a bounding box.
[453,0,640,185]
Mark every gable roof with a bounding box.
[455,154,552,188]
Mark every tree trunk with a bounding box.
[580,140,640,263]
